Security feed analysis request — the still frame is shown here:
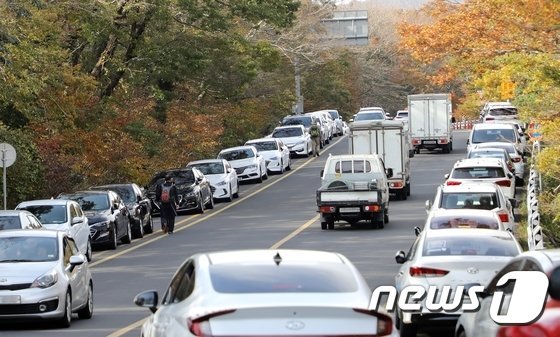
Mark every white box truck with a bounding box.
[348,120,412,200]
[408,93,453,154]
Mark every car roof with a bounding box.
[0,210,34,216]
[424,228,514,239]
[17,199,74,207]
[473,123,516,130]
[454,158,504,168]
[274,125,304,130]
[219,145,257,153]
[0,229,59,238]
[327,154,381,161]
[188,159,226,165]
[204,249,346,265]
[61,190,111,196]
[441,182,501,193]
[246,138,278,144]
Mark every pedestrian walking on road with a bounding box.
[310,122,321,157]
[156,175,179,234]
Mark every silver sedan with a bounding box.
[0,229,93,327]
[135,249,396,337]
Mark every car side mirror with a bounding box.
[137,195,142,202]
[320,170,324,177]
[349,119,354,122]
[549,266,560,300]
[466,139,470,145]
[227,168,233,173]
[444,173,450,180]
[134,290,159,314]
[68,255,85,271]
[71,216,82,225]
[386,168,393,178]
[414,226,422,236]
[395,251,407,264]
[508,198,518,208]
[425,200,432,214]
[507,172,514,179]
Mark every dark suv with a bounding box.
[90,183,153,238]
[146,168,214,214]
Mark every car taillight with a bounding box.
[320,206,336,213]
[188,309,236,336]
[446,180,462,186]
[412,138,420,145]
[389,181,403,188]
[512,157,522,163]
[495,179,511,187]
[409,266,449,277]
[364,204,380,212]
[353,309,393,336]
[439,138,448,144]
[498,212,509,223]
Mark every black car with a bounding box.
[57,190,132,250]
[147,167,214,214]
[90,183,154,238]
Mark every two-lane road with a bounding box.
[1,131,472,337]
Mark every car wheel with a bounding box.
[226,184,234,202]
[58,291,72,328]
[321,222,327,230]
[262,168,268,180]
[121,221,132,244]
[134,217,144,239]
[85,239,92,262]
[107,225,118,250]
[279,160,284,174]
[305,145,310,158]
[255,173,263,183]
[407,183,411,196]
[233,185,239,198]
[384,210,389,224]
[457,330,466,337]
[205,192,214,209]
[144,213,154,234]
[327,220,334,230]
[286,158,291,171]
[78,281,93,319]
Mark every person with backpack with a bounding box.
[155,174,179,234]
[309,122,321,157]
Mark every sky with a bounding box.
[337,0,431,9]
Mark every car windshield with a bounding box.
[328,111,339,119]
[423,235,518,257]
[0,237,58,262]
[430,213,500,229]
[451,167,505,179]
[249,141,278,152]
[354,112,384,121]
[397,112,408,118]
[190,163,224,175]
[93,186,135,203]
[61,194,109,211]
[209,264,358,293]
[440,193,499,210]
[488,107,517,116]
[282,117,312,127]
[19,205,67,224]
[472,128,516,143]
[272,128,303,138]
[149,170,195,186]
[0,216,22,230]
[218,149,255,161]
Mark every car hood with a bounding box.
[277,136,305,145]
[42,223,71,232]
[0,261,58,284]
[204,174,228,185]
[258,151,280,160]
[84,209,111,224]
[228,158,256,168]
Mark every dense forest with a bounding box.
[1,0,559,244]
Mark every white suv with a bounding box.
[467,122,523,154]
[445,158,516,199]
[480,102,518,122]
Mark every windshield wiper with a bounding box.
[0,259,36,263]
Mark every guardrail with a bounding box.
[527,141,544,250]
[452,120,474,130]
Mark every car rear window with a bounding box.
[423,235,518,257]
[430,213,499,230]
[440,193,499,210]
[451,167,505,179]
[354,112,384,121]
[209,264,358,293]
[472,128,516,143]
[0,216,22,230]
[488,107,517,116]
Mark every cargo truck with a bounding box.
[408,93,454,154]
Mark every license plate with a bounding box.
[339,207,360,213]
[0,295,21,304]
[423,140,437,144]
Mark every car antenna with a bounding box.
[273,252,282,266]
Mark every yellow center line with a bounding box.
[105,137,345,336]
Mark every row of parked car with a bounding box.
[392,102,559,337]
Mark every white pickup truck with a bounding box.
[316,154,391,230]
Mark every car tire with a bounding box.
[407,183,411,196]
[226,184,233,202]
[262,169,268,180]
[255,174,263,183]
[58,291,72,328]
[320,222,327,230]
[205,193,214,209]
[457,330,466,337]
[107,225,118,250]
[134,217,144,239]
[121,221,132,244]
[233,185,239,198]
[78,282,93,319]
[279,161,284,174]
[327,220,334,230]
[286,159,291,171]
[384,211,389,224]
[85,239,92,262]
[144,213,154,234]
[195,194,204,213]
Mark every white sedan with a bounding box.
[217,145,267,183]
[245,138,291,174]
[470,142,525,185]
[135,249,396,337]
[271,125,312,157]
[394,229,522,337]
[186,159,240,202]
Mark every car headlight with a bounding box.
[249,164,258,169]
[216,181,227,186]
[31,269,58,289]
[185,191,196,198]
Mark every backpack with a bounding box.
[310,124,320,137]
[160,184,172,203]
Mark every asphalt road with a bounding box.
[1,130,475,337]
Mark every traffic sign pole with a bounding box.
[0,143,17,210]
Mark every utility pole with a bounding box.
[293,56,304,114]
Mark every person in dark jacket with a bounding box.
[155,175,179,234]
